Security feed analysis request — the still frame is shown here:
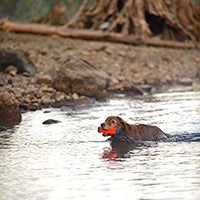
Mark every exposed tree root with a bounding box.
[75,0,200,45]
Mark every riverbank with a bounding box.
[1,31,200,112]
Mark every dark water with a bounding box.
[0,90,200,200]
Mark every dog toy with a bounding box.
[98,127,120,135]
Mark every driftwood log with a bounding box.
[0,20,196,49]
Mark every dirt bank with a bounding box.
[0,32,200,111]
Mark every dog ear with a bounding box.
[116,116,126,130]
[116,116,131,131]
[116,116,123,121]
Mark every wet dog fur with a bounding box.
[101,116,169,141]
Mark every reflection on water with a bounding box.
[0,90,200,200]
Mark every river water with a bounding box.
[0,89,200,200]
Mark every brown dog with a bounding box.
[101,116,169,141]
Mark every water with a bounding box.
[0,90,200,200]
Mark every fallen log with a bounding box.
[0,20,197,49]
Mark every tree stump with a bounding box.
[75,0,200,43]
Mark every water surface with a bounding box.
[0,90,200,200]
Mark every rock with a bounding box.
[123,85,144,95]
[41,95,54,104]
[37,74,53,84]
[139,84,152,93]
[55,92,66,102]
[129,64,141,73]
[196,68,200,78]
[5,65,18,76]
[194,57,200,63]
[0,49,36,74]
[40,86,55,93]
[22,72,31,77]
[7,78,13,84]
[179,78,193,86]
[44,69,57,79]
[192,81,200,91]
[42,119,61,124]
[53,56,110,99]
[0,90,22,131]
[72,93,79,100]
[43,110,51,113]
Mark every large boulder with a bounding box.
[0,90,22,131]
[53,56,110,99]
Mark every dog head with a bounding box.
[101,116,126,130]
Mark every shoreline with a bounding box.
[0,31,200,113]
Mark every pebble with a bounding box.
[5,66,17,76]
[56,94,65,102]
[41,96,54,104]
[72,93,79,100]
[40,86,55,93]
[139,85,152,92]
[37,74,53,84]
[23,72,31,77]
[179,78,192,86]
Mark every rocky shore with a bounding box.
[0,31,200,130]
